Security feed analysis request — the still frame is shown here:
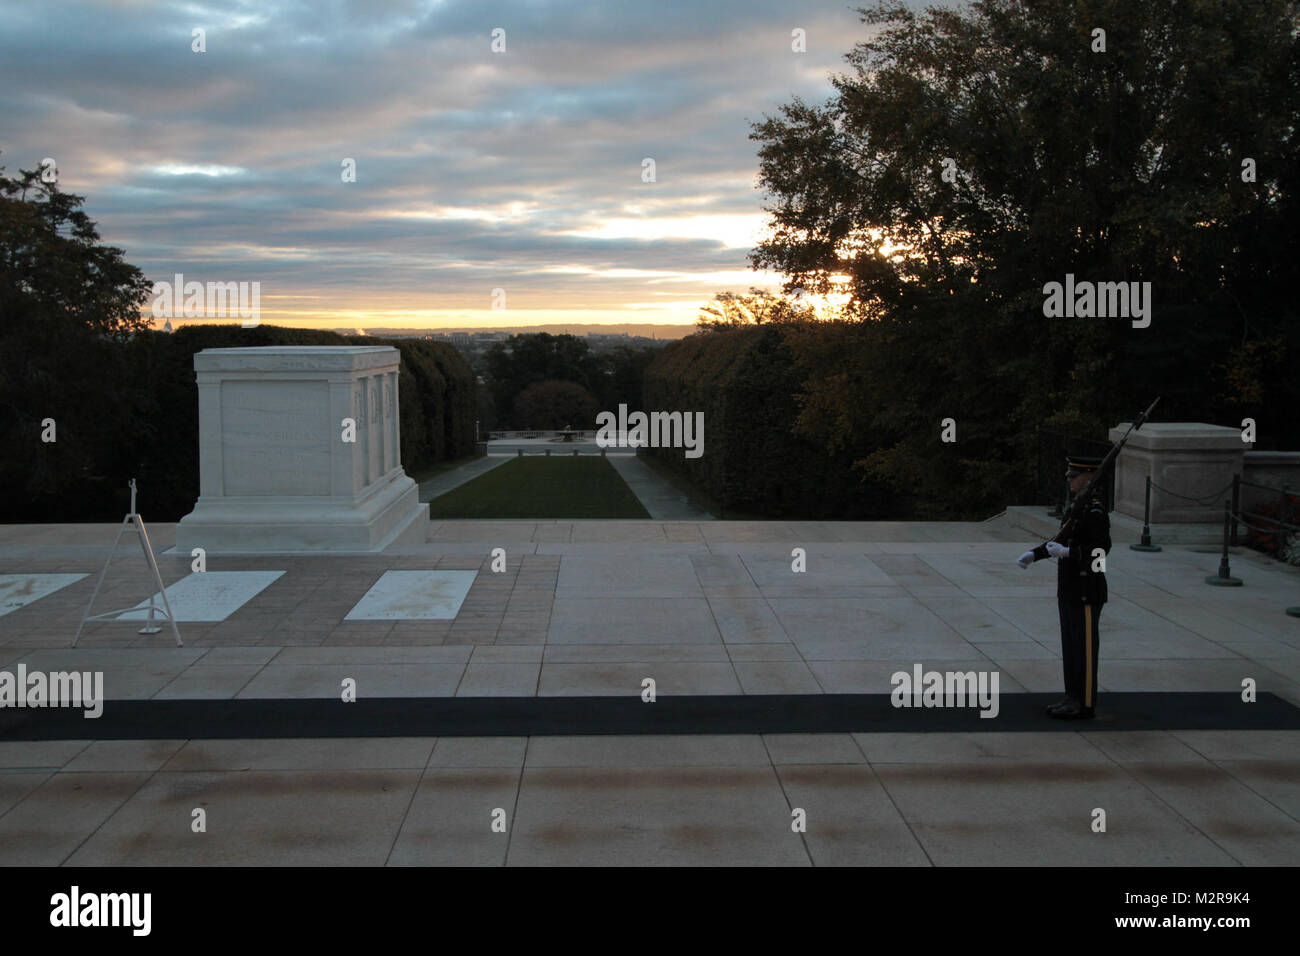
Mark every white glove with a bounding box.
[1016,551,1035,569]
[1045,541,1070,559]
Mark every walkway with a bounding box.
[605,454,714,520]
[416,455,511,502]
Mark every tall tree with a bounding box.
[0,160,155,518]
[1,162,152,336]
[750,1,1299,516]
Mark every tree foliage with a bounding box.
[696,289,817,331]
[1,161,152,337]
[485,333,603,422]
[0,159,156,516]
[511,379,601,430]
[749,0,1299,516]
[644,326,896,518]
[484,332,660,426]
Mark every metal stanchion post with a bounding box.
[1206,500,1243,587]
[1230,474,1240,547]
[1131,474,1162,552]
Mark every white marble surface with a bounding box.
[221,380,332,496]
[344,570,477,620]
[116,571,285,622]
[0,573,88,616]
[176,346,423,552]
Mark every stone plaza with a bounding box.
[0,514,1296,866]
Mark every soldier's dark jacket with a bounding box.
[1032,494,1112,605]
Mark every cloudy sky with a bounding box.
[1,0,899,330]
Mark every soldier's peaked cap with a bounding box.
[1066,454,1104,477]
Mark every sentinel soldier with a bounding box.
[1017,455,1111,719]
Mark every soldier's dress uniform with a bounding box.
[1030,456,1112,718]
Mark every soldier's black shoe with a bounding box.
[1044,698,1073,716]
[1049,700,1095,720]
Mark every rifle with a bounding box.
[1047,396,1160,546]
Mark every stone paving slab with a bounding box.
[506,765,806,866]
[0,772,52,818]
[64,769,420,866]
[388,767,521,866]
[556,554,702,598]
[163,737,436,772]
[776,763,933,866]
[0,771,155,866]
[873,762,1237,866]
[0,730,1292,866]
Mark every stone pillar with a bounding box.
[1110,422,1249,523]
[176,346,426,552]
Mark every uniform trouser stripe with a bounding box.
[1084,605,1094,708]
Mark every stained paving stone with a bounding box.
[65,770,419,866]
[0,771,153,865]
[776,764,931,866]
[162,738,435,772]
[871,762,1238,866]
[0,771,53,818]
[389,768,521,866]
[1213,760,1300,822]
[524,734,772,768]
[63,740,187,772]
[506,765,807,866]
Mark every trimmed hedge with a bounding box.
[2,325,475,522]
[642,326,893,518]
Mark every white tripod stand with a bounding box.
[74,479,183,647]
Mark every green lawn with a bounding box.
[427,455,651,519]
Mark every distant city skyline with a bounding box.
[0,0,894,329]
[363,323,695,340]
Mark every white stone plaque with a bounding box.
[221,381,331,496]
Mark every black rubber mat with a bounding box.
[2,692,1298,739]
